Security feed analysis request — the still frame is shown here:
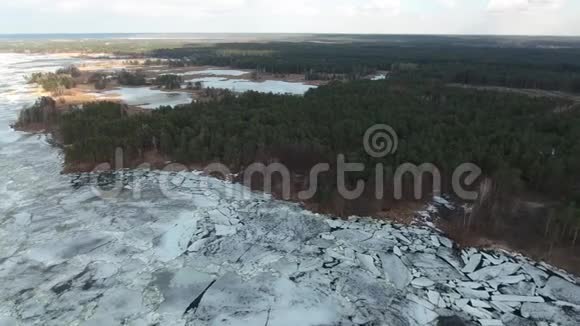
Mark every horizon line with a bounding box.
[1,32,580,38]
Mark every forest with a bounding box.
[153,74,183,89]
[152,41,580,93]
[62,82,580,196]
[27,67,151,93]
[16,37,580,255]
[26,71,76,95]
[15,75,580,255]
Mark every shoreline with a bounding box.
[32,59,327,109]
[16,122,580,276]
[14,56,580,277]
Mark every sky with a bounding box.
[0,0,578,35]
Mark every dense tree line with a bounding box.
[14,97,58,127]
[56,65,81,78]
[435,63,580,93]
[19,79,580,246]
[26,71,76,95]
[153,74,183,89]
[54,80,580,201]
[152,42,580,93]
[88,72,109,90]
[27,65,151,92]
[116,69,147,86]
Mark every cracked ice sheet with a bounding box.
[153,211,203,262]
[0,165,441,325]
[187,272,343,326]
[0,165,578,326]
[2,56,580,325]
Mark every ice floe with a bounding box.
[1,55,580,326]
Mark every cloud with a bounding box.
[338,0,401,16]
[4,0,248,16]
[248,0,321,16]
[107,0,248,17]
[435,0,456,8]
[487,0,565,12]
[13,0,401,18]
[0,0,577,35]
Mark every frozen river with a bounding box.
[99,87,194,109]
[186,76,317,95]
[95,69,316,109]
[1,54,580,326]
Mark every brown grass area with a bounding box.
[54,92,110,107]
[13,122,51,133]
[375,201,426,224]
[78,59,142,72]
[63,150,166,173]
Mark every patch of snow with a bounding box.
[380,253,412,289]
[538,276,580,305]
[462,254,482,273]
[412,277,435,288]
[468,263,521,281]
[356,253,381,277]
[490,295,545,303]
[215,224,237,236]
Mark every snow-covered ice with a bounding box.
[1,54,580,326]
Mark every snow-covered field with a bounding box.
[1,54,580,326]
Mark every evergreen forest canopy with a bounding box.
[152,41,580,93]
[26,67,150,94]
[35,79,580,206]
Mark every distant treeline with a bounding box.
[152,42,580,93]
